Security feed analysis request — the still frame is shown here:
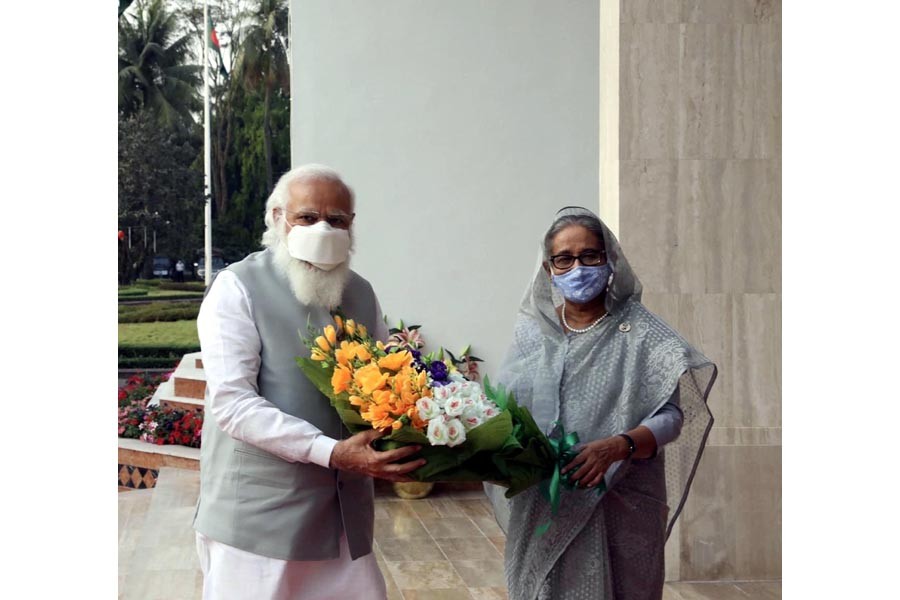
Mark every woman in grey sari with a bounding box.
[486,207,716,600]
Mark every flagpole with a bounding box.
[203,0,212,287]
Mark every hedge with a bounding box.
[117,344,201,369]
[118,302,200,324]
[157,281,206,292]
[118,289,149,297]
[118,345,201,358]
[118,356,186,369]
[119,293,204,302]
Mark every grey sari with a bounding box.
[486,207,716,600]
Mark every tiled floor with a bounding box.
[118,468,780,599]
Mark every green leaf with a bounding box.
[385,426,429,445]
[296,357,335,399]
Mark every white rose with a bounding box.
[448,371,466,383]
[427,418,449,446]
[445,418,467,447]
[416,397,443,421]
[461,404,484,431]
[482,405,499,419]
[462,415,483,430]
[432,385,450,404]
[463,382,483,397]
[444,396,465,417]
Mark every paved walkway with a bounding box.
[118,468,780,600]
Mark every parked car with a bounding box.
[195,256,226,280]
[152,256,173,278]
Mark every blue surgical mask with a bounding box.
[551,264,613,304]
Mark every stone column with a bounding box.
[604,0,781,581]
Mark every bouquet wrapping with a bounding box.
[296,314,561,498]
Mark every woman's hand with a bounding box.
[561,436,631,489]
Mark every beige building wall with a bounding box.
[605,0,782,581]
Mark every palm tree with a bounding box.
[119,0,201,129]
[234,0,289,191]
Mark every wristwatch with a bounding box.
[618,433,636,457]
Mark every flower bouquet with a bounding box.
[295,314,558,498]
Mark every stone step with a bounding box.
[173,366,206,400]
[151,376,205,414]
[182,351,203,369]
[169,352,206,400]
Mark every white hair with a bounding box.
[261,164,355,248]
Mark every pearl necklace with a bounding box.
[562,303,609,334]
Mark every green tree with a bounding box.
[175,0,241,215]
[119,0,201,129]
[118,112,204,283]
[213,83,291,260]
[233,0,289,192]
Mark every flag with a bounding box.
[207,16,228,79]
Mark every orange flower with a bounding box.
[331,365,352,394]
[315,336,331,352]
[407,406,427,431]
[378,350,412,372]
[310,348,328,361]
[333,314,344,334]
[371,389,394,407]
[356,346,372,362]
[349,395,366,407]
[361,402,394,430]
[335,340,359,368]
[393,367,421,407]
[354,363,389,395]
[345,320,357,337]
[324,325,337,346]
[358,324,368,339]
[391,420,403,430]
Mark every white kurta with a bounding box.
[195,270,390,599]
[196,532,386,600]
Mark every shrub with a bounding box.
[157,281,206,292]
[118,289,149,297]
[134,279,162,287]
[118,345,201,358]
[117,344,200,369]
[118,356,184,369]
[118,302,200,323]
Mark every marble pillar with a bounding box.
[606,0,781,581]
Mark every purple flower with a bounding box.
[429,361,449,385]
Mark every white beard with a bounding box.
[272,238,351,309]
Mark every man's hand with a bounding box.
[329,429,426,482]
[561,436,631,489]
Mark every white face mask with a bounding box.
[284,218,351,271]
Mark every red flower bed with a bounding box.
[118,372,202,448]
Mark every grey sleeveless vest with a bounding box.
[192,249,378,561]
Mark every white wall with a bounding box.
[290,0,599,373]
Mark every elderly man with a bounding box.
[192,164,424,599]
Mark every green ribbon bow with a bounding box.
[535,424,607,537]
